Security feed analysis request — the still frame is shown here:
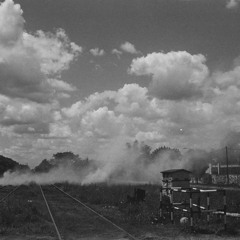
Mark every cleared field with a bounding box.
[0,183,239,239]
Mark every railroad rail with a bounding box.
[52,184,139,240]
[39,185,63,240]
[39,184,139,240]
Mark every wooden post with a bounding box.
[160,187,163,219]
[189,190,193,230]
[223,190,227,230]
[198,195,201,219]
[170,189,174,224]
[207,192,210,225]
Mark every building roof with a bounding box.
[161,169,192,174]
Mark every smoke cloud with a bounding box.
[0,139,212,186]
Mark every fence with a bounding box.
[159,187,227,230]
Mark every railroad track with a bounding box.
[0,184,139,239]
[40,184,139,240]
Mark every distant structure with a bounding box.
[205,163,240,185]
[161,169,192,188]
[126,188,146,204]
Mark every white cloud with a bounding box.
[129,51,209,100]
[90,48,105,57]
[4,71,240,165]
[212,66,240,90]
[13,123,49,135]
[0,100,51,126]
[81,107,123,138]
[2,0,240,169]
[62,90,116,118]
[59,84,174,151]
[23,29,82,76]
[46,79,77,92]
[120,41,140,54]
[0,0,24,47]
[0,0,81,103]
[114,84,165,119]
[49,122,72,138]
[226,0,240,9]
[111,48,122,59]
[63,84,165,122]
[0,0,83,163]
[59,66,240,155]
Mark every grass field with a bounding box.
[0,183,239,239]
[56,183,240,237]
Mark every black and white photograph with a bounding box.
[0,0,240,239]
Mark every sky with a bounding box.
[0,0,240,167]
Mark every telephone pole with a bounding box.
[225,146,229,185]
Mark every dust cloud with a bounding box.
[0,137,215,186]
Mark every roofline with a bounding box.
[161,169,192,173]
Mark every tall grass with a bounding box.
[0,183,239,237]
[58,182,240,234]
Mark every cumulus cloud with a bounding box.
[62,84,165,122]
[3,62,240,167]
[1,104,49,126]
[226,0,240,9]
[0,0,24,47]
[0,96,53,127]
[114,84,165,119]
[120,41,140,54]
[60,83,213,155]
[46,79,76,92]
[48,122,72,138]
[2,0,240,174]
[0,0,82,164]
[0,94,59,140]
[81,107,123,139]
[111,48,122,59]
[212,66,240,91]
[90,47,105,57]
[129,51,209,100]
[23,29,82,76]
[58,60,240,159]
[13,123,49,135]
[0,0,81,103]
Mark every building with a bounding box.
[161,169,192,188]
[206,163,240,185]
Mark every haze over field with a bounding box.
[0,142,222,185]
[0,0,240,184]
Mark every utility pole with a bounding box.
[225,146,229,185]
